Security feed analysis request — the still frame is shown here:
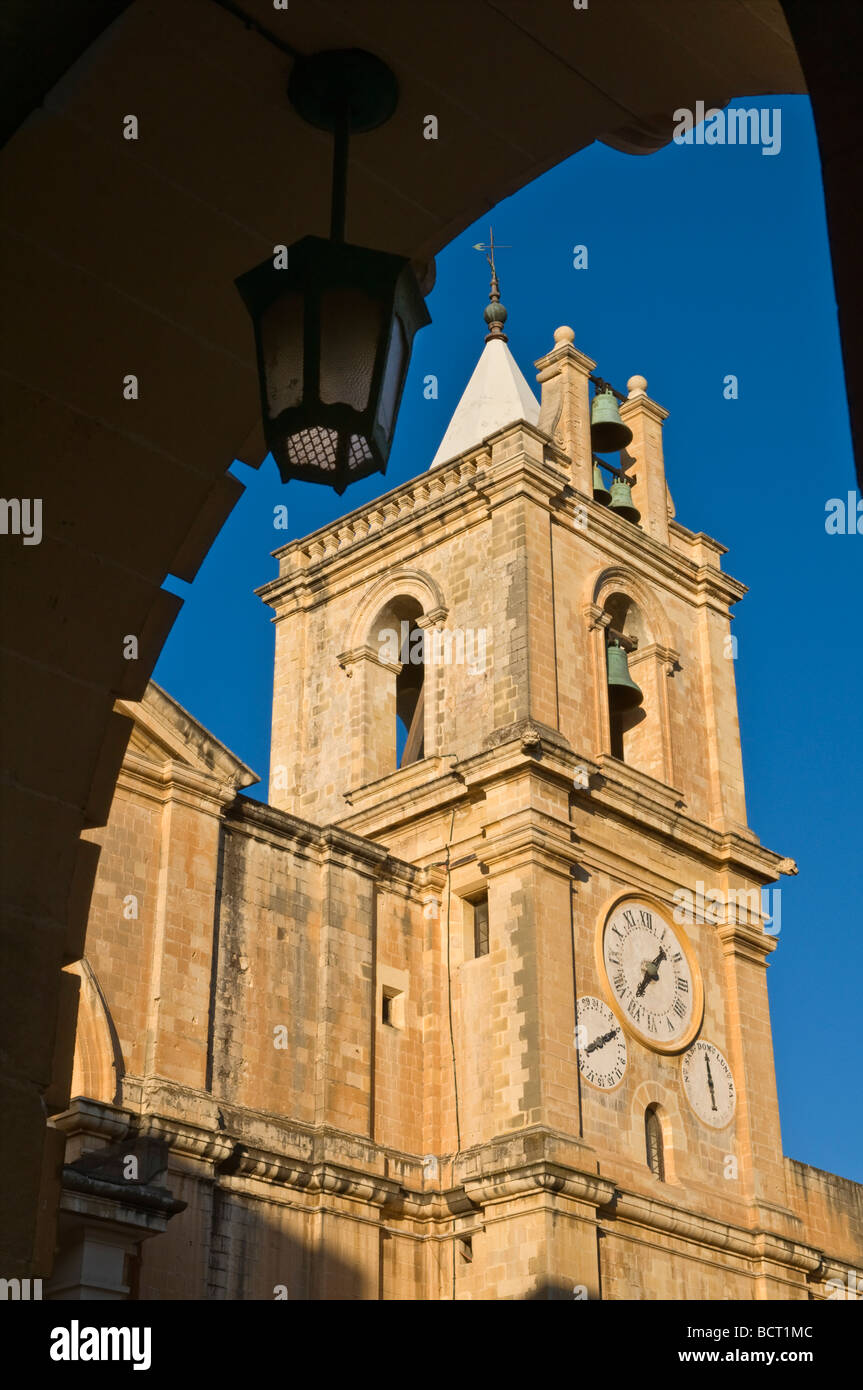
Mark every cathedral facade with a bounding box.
[51,316,863,1300]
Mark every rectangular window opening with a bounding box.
[471,893,489,959]
[381,986,405,1029]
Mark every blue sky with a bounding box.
[157,96,862,1183]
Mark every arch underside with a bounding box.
[6,0,858,1283]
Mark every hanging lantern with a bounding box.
[236,237,429,493]
[235,49,430,493]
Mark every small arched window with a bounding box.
[645,1104,665,1181]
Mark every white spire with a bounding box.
[429,336,540,469]
[430,232,539,469]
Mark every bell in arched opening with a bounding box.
[590,387,633,453]
[608,476,640,525]
[607,638,644,712]
[592,462,612,506]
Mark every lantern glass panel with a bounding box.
[320,287,383,411]
[376,312,407,441]
[261,291,304,416]
[287,427,339,474]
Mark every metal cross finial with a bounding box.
[472,227,511,282]
[473,227,512,341]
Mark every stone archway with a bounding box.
[5,0,856,1283]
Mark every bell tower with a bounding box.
[257,282,844,1301]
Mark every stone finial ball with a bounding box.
[553,325,575,344]
[627,374,648,397]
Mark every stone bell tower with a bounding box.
[258,278,862,1300]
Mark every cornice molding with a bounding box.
[339,730,791,884]
[462,1160,615,1209]
[717,920,777,964]
[56,1098,850,1271]
[115,751,240,812]
[534,340,597,379]
[619,393,669,425]
[336,643,401,676]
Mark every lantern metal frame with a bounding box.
[236,236,429,492]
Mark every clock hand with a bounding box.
[705,1054,717,1110]
[585,1027,619,1055]
[636,947,667,997]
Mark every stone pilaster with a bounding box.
[619,375,671,546]
[534,326,596,495]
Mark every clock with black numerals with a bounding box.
[576,995,628,1090]
[681,1039,736,1128]
[600,897,703,1053]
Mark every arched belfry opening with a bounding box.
[396,618,425,768]
[590,579,677,789]
[371,594,426,772]
[603,592,649,764]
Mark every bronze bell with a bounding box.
[592,463,612,506]
[608,477,640,525]
[591,387,633,453]
[607,639,643,711]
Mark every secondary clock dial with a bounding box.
[681,1040,736,1128]
[601,899,701,1051]
[576,995,627,1090]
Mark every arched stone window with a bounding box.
[645,1104,666,1181]
[340,570,447,788]
[374,594,425,768]
[603,591,650,767]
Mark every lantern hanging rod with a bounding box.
[288,49,400,246]
[209,0,306,59]
[593,454,636,484]
[589,374,628,403]
[210,15,386,246]
[330,106,350,243]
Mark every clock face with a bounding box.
[681,1040,736,1128]
[576,995,627,1090]
[601,898,701,1052]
